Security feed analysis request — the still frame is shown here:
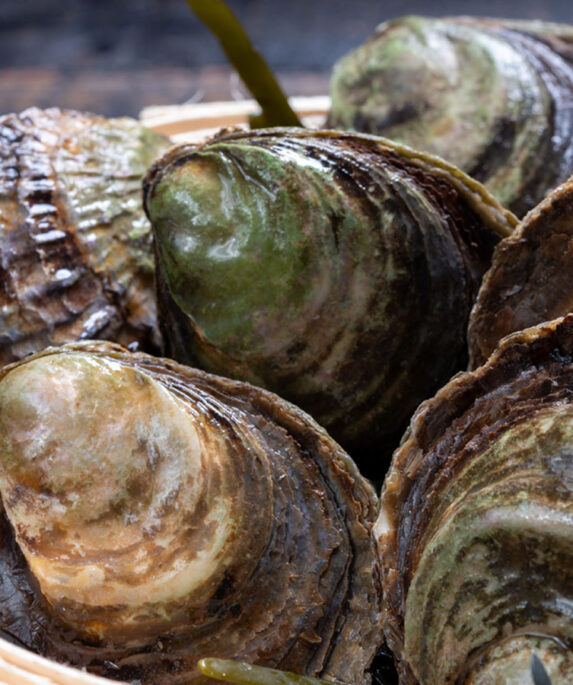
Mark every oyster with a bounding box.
[0,340,381,685]
[327,16,573,216]
[143,127,515,478]
[468,174,573,368]
[375,315,573,684]
[0,107,170,366]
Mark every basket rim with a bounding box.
[140,94,330,142]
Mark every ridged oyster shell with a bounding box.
[468,174,573,368]
[0,107,170,366]
[376,315,573,684]
[143,126,516,478]
[328,16,573,216]
[0,341,382,685]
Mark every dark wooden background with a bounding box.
[2,0,573,119]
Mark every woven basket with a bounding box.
[0,639,113,685]
[140,95,329,142]
[0,95,329,685]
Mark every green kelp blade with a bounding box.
[184,0,302,128]
[198,658,345,685]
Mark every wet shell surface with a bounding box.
[0,340,382,685]
[144,124,516,477]
[327,15,573,216]
[143,126,515,478]
[0,107,170,367]
[375,315,573,684]
[468,173,573,368]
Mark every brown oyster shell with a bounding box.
[375,315,573,684]
[0,341,382,685]
[468,174,573,368]
[0,107,170,366]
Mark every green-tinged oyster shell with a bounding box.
[198,658,343,685]
[0,107,170,366]
[0,341,382,685]
[143,126,515,478]
[327,15,573,216]
[468,174,573,368]
[376,315,573,684]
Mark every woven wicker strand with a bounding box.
[0,639,116,685]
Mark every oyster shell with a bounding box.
[143,126,515,478]
[468,174,573,368]
[0,107,170,366]
[327,16,573,216]
[0,340,381,685]
[375,315,573,684]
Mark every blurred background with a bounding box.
[1,0,572,118]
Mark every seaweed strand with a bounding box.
[184,0,303,128]
[198,658,344,685]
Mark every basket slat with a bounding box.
[0,639,113,685]
[140,95,329,142]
